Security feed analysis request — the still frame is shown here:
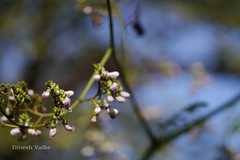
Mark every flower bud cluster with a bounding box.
[48,107,75,138]
[10,127,42,139]
[42,81,75,137]
[91,65,130,122]
[10,113,42,139]
[42,81,74,111]
[8,81,31,105]
[0,81,76,139]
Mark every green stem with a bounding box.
[0,122,19,128]
[71,48,112,109]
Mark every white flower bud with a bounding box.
[64,124,75,131]
[65,90,74,97]
[93,74,101,81]
[62,97,71,107]
[35,130,42,135]
[5,107,10,116]
[28,89,34,96]
[107,71,120,79]
[110,82,118,91]
[83,6,93,15]
[116,96,126,102]
[49,128,57,137]
[24,122,29,127]
[10,128,21,136]
[42,90,50,98]
[0,116,8,122]
[28,129,42,136]
[120,91,130,98]
[94,106,101,114]
[68,107,73,112]
[107,96,114,102]
[27,129,35,135]
[8,96,15,101]
[90,116,97,123]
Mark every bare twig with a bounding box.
[106,0,157,143]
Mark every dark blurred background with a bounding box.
[1,0,240,160]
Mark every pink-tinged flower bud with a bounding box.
[120,91,130,98]
[93,74,101,81]
[110,82,118,91]
[28,129,42,136]
[64,124,75,131]
[0,116,8,122]
[10,128,21,136]
[115,96,126,102]
[90,116,97,123]
[107,71,120,79]
[42,90,50,98]
[94,106,101,114]
[83,6,93,15]
[107,96,114,102]
[49,128,57,138]
[62,97,71,107]
[28,89,34,96]
[65,90,74,97]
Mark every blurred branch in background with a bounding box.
[141,93,240,160]
[106,0,157,143]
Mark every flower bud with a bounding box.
[68,107,73,112]
[110,82,118,91]
[28,89,34,96]
[64,124,75,131]
[42,90,50,98]
[83,6,93,15]
[49,128,57,138]
[5,107,10,115]
[8,96,15,101]
[10,128,21,136]
[107,96,114,102]
[94,106,101,114]
[28,129,42,136]
[65,90,74,97]
[24,122,29,127]
[120,91,130,98]
[116,96,126,102]
[108,108,119,119]
[90,116,97,123]
[93,74,101,81]
[107,71,120,79]
[62,97,71,107]
[0,116,8,122]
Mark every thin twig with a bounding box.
[106,0,157,143]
